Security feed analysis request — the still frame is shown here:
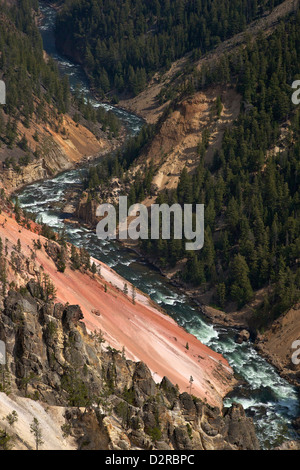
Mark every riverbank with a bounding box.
[0,205,238,408]
[130,247,300,394]
[118,238,300,392]
[4,145,114,199]
[63,209,300,397]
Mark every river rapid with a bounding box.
[17,2,300,449]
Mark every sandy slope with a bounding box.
[0,392,76,450]
[129,86,241,193]
[0,211,235,407]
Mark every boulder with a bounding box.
[132,362,157,398]
[235,329,251,344]
[224,403,260,450]
[62,305,84,327]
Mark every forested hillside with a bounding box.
[0,0,70,142]
[55,0,284,97]
[0,0,123,183]
[144,10,300,324]
[81,6,300,327]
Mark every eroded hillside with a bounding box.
[0,0,120,194]
[0,190,262,451]
[0,107,112,194]
[130,86,241,192]
[0,197,236,408]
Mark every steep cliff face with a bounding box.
[255,304,300,388]
[75,191,99,227]
[0,111,111,194]
[0,286,260,450]
[131,86,241,193]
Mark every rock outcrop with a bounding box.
[0,285,260,450]
[255,303,300,388]
[235,330,251,345]
[0,109,111,195]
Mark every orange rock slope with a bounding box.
[0,210,236,407]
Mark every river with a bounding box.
[17,2,299,449]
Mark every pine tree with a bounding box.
[230,254,253,308]
[30,418,44,451]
